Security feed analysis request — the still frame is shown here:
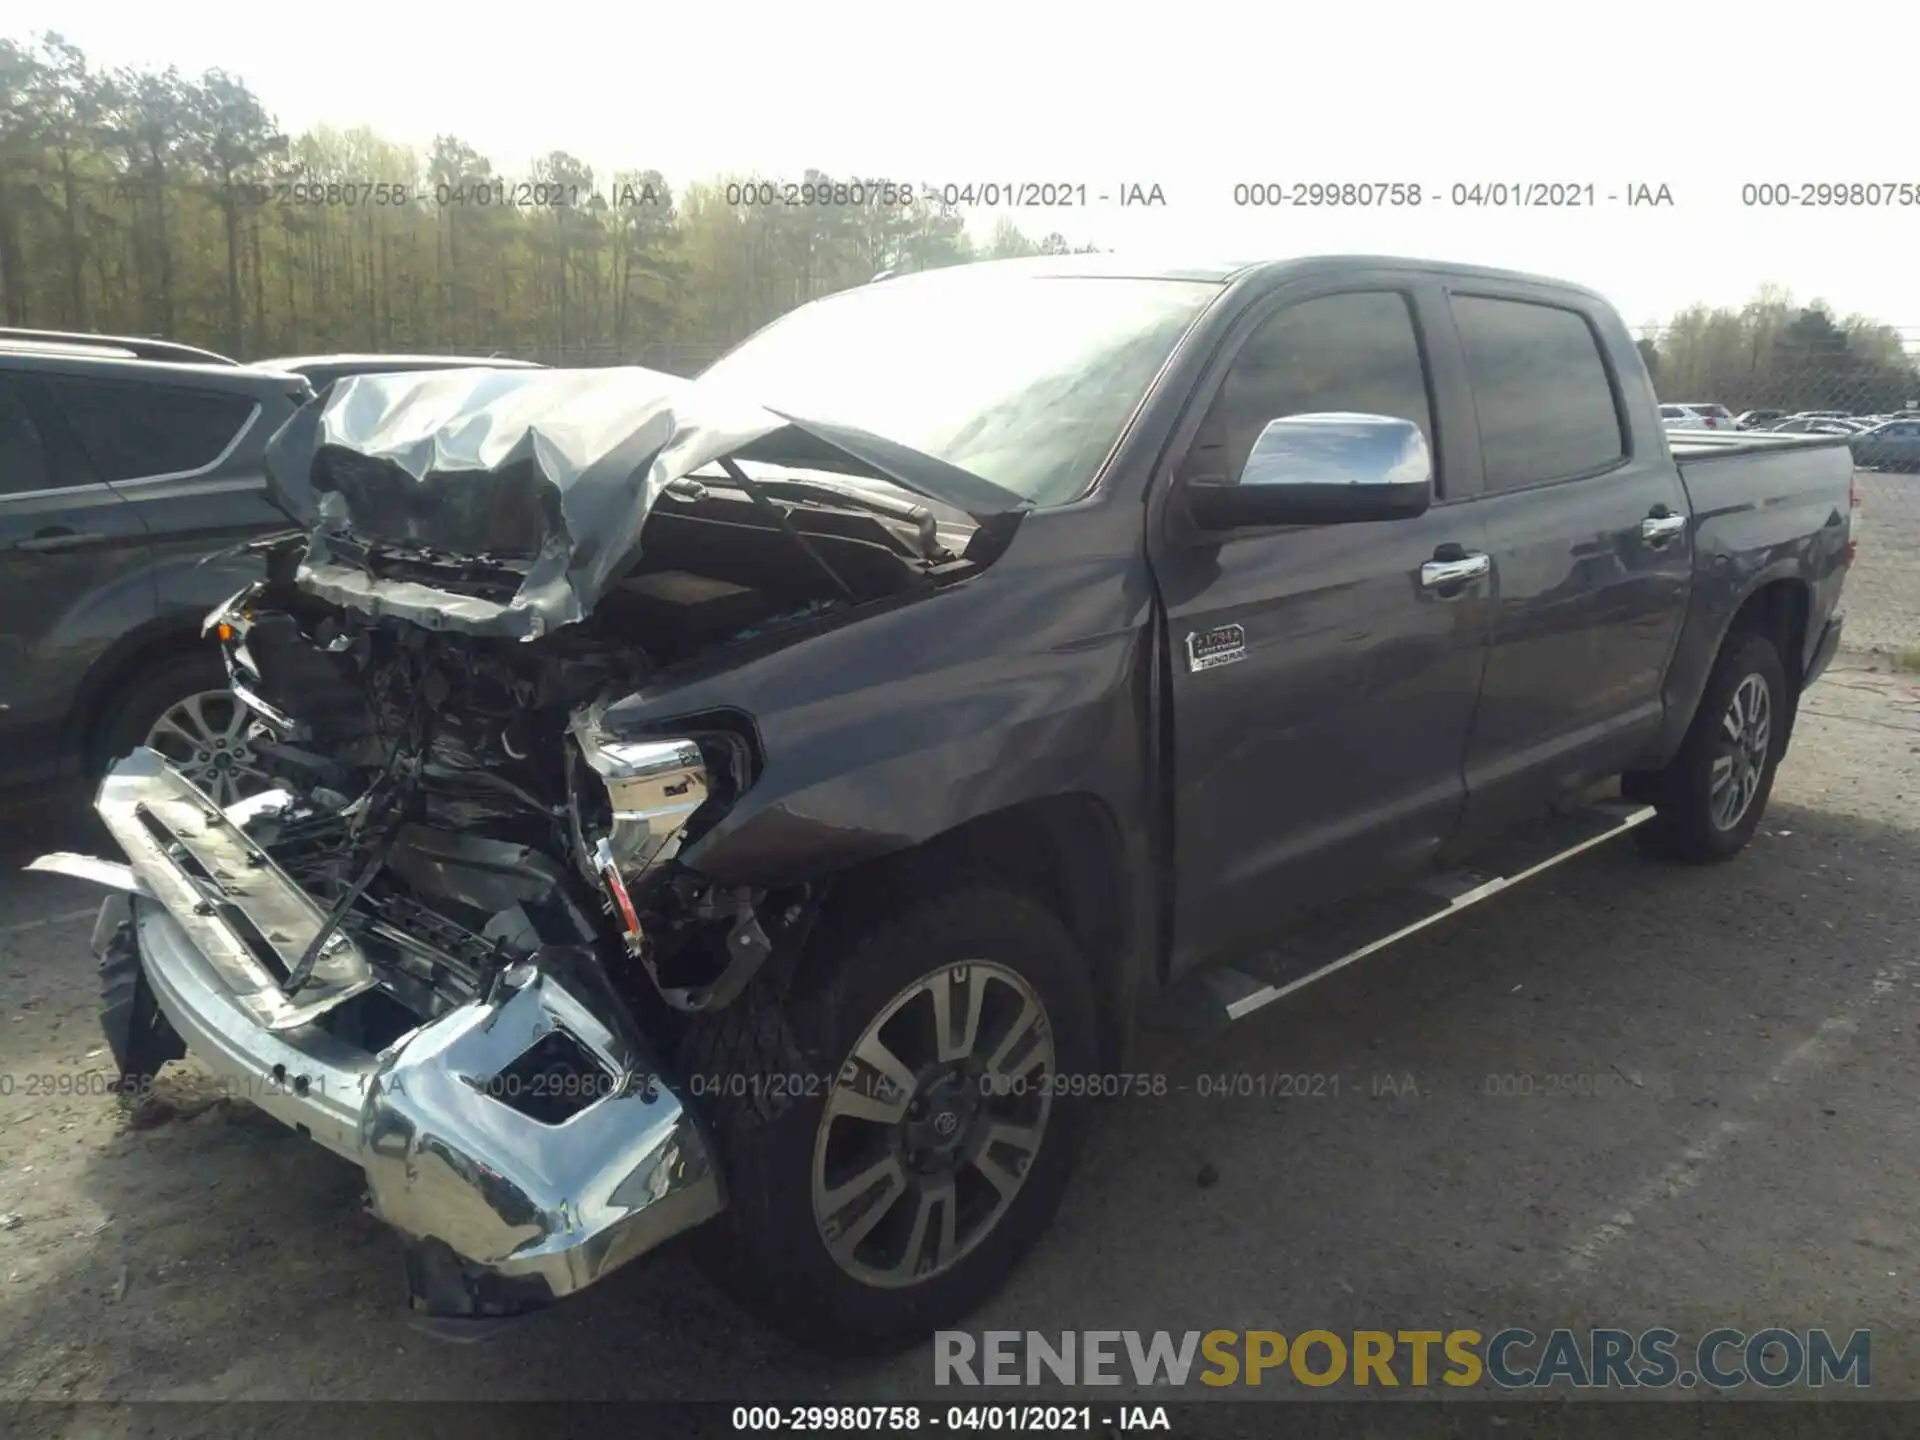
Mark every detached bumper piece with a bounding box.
[49,748,726,1321]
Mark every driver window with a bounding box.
[1179,290,1438,489]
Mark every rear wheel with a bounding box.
[1631,628,1788,863]
[678,881,1096,1353]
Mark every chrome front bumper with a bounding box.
[33,748,725,1319]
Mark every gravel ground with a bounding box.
[1847,467,1920,655]
[0,655,1916,1430]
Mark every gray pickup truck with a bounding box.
[32,253,1854,1354]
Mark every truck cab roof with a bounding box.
[889,252,1616,303]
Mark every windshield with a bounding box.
[698,271,1219,508]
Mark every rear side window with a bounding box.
[45,377,255,483]
[1659,406,1683,418]
[0,377,55,496]
[1449,295,1626,491]
[1181,290,1437,490]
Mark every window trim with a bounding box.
[1444,287,1634,497]
[1162,281,1450,517]
[43,375,262,489]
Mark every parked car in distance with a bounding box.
[39,253,1855,1353]
[1660,402,1737,430]
[1735,409,1788,430]
[1850,416,1920,471]
[1768,415,1860,436]
[0,335,313,799]
[256,353,546,394]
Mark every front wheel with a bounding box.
[678,882,1097,1353]
[1630,628,1788,863]
[93,649,273,806]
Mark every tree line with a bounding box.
[3,30,1917,406]
[1638,289,1919,414]
[0,32,1097,366]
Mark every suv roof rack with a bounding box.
[0,327,239,367]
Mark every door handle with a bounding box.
[1641,513,1687,545]
[13,528,108,554]
[1420,552,1491,589]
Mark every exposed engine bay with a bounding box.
[213,455,986,1088]
[201,362,1025,1071]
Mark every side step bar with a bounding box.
[1171,801,1657,1028]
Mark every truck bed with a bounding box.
[1666,430,1853,463]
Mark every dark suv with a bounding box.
[0,331,312,801]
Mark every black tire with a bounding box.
[98,910,183,1091]
[677,881,1097,1354]
[1631,628,1788,864]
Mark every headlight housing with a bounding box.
[204,584,294,733]
[571,727,710,881]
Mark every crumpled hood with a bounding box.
[263,365,1025,640]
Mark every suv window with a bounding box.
[1659,406,1683,419]
[45,377,255,483]
[0,378,55,496]
[1449,295,1625,491]
[1181,290,1437,490]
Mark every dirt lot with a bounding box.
[2,654,1918,1425]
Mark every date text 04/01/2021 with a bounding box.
[1229,181,1676,207]
[729,1404,1171,1432]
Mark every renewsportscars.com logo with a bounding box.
[934,1328,1872,1390]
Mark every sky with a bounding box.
[13,0,1919,337]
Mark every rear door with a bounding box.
[0,372,158,785]
[1149,278,1491,970]
[1440,289,1692,844]
[41,373,291,617]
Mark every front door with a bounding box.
[1148,284,1490,973]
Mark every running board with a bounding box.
[1166,801,1657,1028]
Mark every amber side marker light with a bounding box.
[215,622,235,642]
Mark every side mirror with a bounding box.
[1184,413,1434,531]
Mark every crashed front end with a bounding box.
[74,757,724,1319]
[34,365,1014,1323]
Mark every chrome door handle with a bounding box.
[1420,553,1491,588]
[1641,514,1687,544]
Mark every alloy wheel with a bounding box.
[143,689,271,808]
[1709,672,1771,832]
[811,960,1056,1289]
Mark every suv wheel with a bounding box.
[1631,628,1788,863]
[678,881,1096,1353]
[94,650,272,807]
